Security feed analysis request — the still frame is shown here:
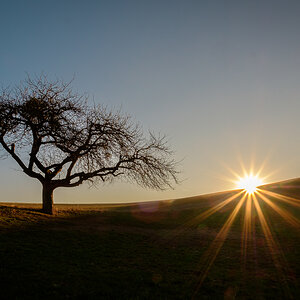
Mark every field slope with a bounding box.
[0,178,299,299]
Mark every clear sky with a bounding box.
[0,0,299,203]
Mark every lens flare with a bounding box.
[236,174,263,194]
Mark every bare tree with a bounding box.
[0,75,178,214]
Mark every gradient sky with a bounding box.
[0,0,299,203]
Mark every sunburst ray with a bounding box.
[241,194,252,259]
[258,189,300,207]
[255,191,300,228]
[159,191,244,244]
[194,193,247,294]
[252,194,292,298]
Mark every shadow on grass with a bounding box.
[0,204,207,299]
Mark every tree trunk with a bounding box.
[42,184,54,214]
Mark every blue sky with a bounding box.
[0,0,299,203]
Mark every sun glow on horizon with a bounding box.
[170,161,299,296]
[236,174,263,194]
[190,160,299,295]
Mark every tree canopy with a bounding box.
[0,75,178,214]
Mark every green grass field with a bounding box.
[0,179,299,299]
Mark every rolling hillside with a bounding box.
[0,178,299,299]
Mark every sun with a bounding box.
[236,174,263,194]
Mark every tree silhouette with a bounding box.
[0,75,178,214]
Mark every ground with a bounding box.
[0,179,299,299]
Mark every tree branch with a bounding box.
[0,137,44,182]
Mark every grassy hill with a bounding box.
[0,179,299,299]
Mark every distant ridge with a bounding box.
[259,177,300,189]
[0,177,299,210]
